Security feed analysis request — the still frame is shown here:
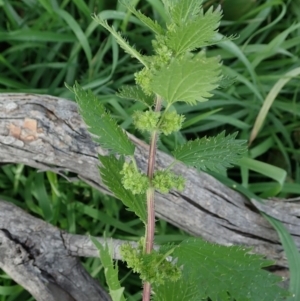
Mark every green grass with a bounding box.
[1,0,300,300]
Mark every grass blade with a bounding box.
[250,67,300,144]
[56,9,92,66]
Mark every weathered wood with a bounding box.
[0,201,111,301]
[0,93,299,294]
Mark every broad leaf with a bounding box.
[92,15,149,68]
[98,155,147,224]
[71,82,135,156]
[161,0,172,21]
[110,288,126,301]
[166,6,222,55]
[152,278,198,301]
[151,52,221,105]
[173,131,246,172]
[120,0,164,35]
[169,0,202,25]
[153,238,289,301]
[90,237,126,301]
[117,85,155,107]
[210,174,300,301]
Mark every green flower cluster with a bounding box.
[135,68,153,96]
[120,162,148,194]
[151,36,173,69]
[132,110,184,135]
[153,170,185,193]
[160,111,185,135]
[135,36,172,96]
[120,242,181,286]
[132,110,160,133]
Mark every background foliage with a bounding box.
[1,0,300,300]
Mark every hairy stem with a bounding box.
[142,95,162,301]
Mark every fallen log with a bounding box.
[0,93,298,298]
[0,201,112,301]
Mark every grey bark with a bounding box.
[0,93,299,298]
[0,201,111,301]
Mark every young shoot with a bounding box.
[69,0,290,300]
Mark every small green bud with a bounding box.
[152,170,186,193]
[159,111,185,135]
[120,241,181,286]
[120,243,143,274]
[151,37,173,68]
[120,162,148,194]
[141,252,181,286]
[174,175,185,191]
[132,110,160,133]
[135,68,153,95]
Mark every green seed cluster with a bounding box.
[135,35,172,96]
[135,68,153,96]
[132,110,184,135]
[120,242,181,286]
[120,162,149,194]
[132,110,160,133]
[153,170,185,193]
[160,111,185,135]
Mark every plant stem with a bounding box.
[142,95,162,301]
[144,188,155,253]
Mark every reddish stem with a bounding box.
[142,95,162,301]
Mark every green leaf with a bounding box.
[70,82,135,156]
[32,173,53,222]
[152,279,198,301]
[56,9,92,66]
[120,0,164,35]
[98,155,147,224]
[153,237,289,301]
[208,174,298,301]
[90,237,126,301]
[117,85,155,107]
[151,52,221,105]
[0,285,23,296]
[169,0,202,25]
[238,157,287,197]
[110,288,126,301]
[166,6,221,55]
[250,66,300,144]
[263,216,300,301]
[92,15,149,68]
[173,131,247,172]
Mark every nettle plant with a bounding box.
[68,0,290,300]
